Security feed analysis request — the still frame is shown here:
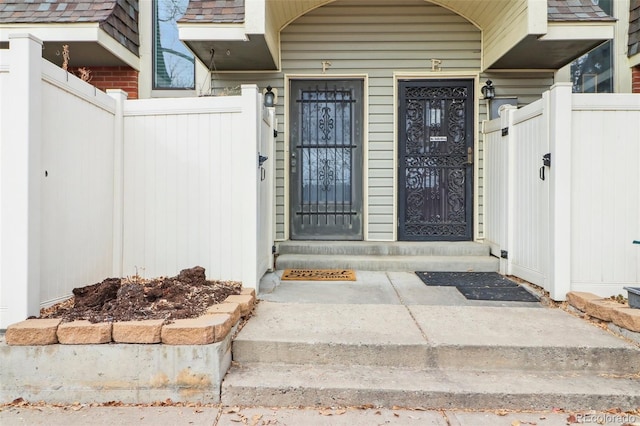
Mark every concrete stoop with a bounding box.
[221,302,640,410]
[221,363,640,410]
[275,241,499,272]
[0,292,256,404]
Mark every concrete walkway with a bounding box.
[222,270,640,410]
[2,404,638,425]
[2,270,639,423]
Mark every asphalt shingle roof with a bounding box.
[548,0,615,21]
[179,0,244,23]
[0,1,115,23]
[0,0,140,56]
[630,0,640,57]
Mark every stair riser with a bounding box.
[232,341,640,374]
[222,386,640,411]
[233,341,430,369]
[277,243,490,257]
[275,256,499,272]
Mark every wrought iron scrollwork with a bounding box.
[318,159,335,191]
[319,107,334,141]
[400,82,471,239]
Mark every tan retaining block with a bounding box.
[584,298,623,322]
[240,287,256,297]
[205,302,241,325]
[112,319,165,344]
[566,291,600,312]
[224,294,255,317]
[5,318,62,346]
[57,320,112,344]
[610,306,640,333]
[161,314,233,345]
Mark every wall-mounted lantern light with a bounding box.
[264,86,275,107]
[481,80,495,100]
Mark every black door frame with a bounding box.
[397,78,475,241]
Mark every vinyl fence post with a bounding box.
[1,34,43,327]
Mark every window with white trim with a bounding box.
[570,0,613,93]
[153,0,195,89]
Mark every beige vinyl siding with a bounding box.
[481,0,530,68]
[211,0,554,241]
[282,0,480,241]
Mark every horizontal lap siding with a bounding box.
[213,0,554,241]
[282,0,480,241]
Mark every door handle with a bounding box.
[466,147,473,165]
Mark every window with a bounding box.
[153,0,195,89]
[570,0,613,93]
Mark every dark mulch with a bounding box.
[37,266,242,323]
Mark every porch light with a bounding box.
[264,86,275,107]
[481,80,495,100]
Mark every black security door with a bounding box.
[398,79,474,241]
[289,80,363,240]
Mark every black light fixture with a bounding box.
[481,80,495,100]
[264,85,275,107]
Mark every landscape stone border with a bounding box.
[0,289,256,404]
[566,291,640,337]
[4,289,255,346]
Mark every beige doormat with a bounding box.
[281,269,356,281]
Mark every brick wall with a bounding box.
[633,66,640,94]
[72,66,139,100]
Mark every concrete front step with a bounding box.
[221,362,640,410]
[231,303,640,374]
[232,339,640,373]
[275,254,499,272]
[277,241,491,256]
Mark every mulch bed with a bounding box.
[37,266,242,323]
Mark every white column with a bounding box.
[107,89,128,278]
[548,83,573,300]
[1,34,43,327]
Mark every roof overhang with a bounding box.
[490,22,615,69]
[0,24,139,70]
[176,0,615,72]
[179,24,277,71]
[178,0,277,71]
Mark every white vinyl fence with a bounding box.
[120,93,275,285]
[0,35,274,328]
[483,83,640,300]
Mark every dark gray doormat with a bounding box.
[415,272,539,302]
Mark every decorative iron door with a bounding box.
[398,80,474,241]
[289,80,363,240]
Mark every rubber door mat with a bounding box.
[415,272,539,302]
[456,285,540,302]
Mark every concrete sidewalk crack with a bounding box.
[441,409,452,426]
[386,272,430,342]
